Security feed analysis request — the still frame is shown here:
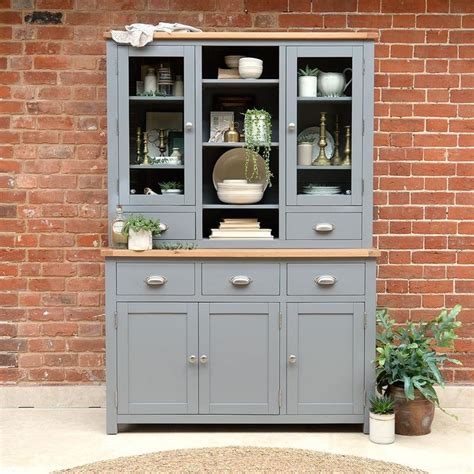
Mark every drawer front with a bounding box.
[202,263,280,296]
[124,212,195,240]
[286,213,362,240]
[117,263,195,296]
[287,263,365,296]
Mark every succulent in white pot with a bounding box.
[369,395,395,444]
[159,181,184,195]
[298,65,319,97]
[122,215,163,251]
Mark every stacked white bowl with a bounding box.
[216,179,264,204]
[238,57,263,79]
[224,55,244,69]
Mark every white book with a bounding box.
[219,223,261,229]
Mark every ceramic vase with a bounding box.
[298,76,317,97]
[247,113,270,145]
[128,228,152,251]
[297,142,313,165]
[369,413,395,444]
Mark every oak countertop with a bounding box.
[101,248,381,258]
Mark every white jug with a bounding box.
[318,68,352,97]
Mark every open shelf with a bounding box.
[203,142,279,148]
[130,164,184,169]
[297,165,351,170]
[203,204,279,209]
[130,96,184,102]
[297,96,351,102]
[202,79,279,88]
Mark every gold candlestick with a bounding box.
[332,115,342,166]
[313,111,330,166]
[142,131,150,165]
[136,127,142,164]
[158,129,167,157]
[342,125,351,166]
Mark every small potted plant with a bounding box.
[376,305,462,436]
[243,108,272,186]
[369,395,395,444]
[122,214,162,251]
[159,181,183,194]
[298,65,319,97]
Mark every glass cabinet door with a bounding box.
[286,45,363,206]
[117,45,195,205]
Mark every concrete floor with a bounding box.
[0,408,472,473]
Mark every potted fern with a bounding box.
[376,305,462,435]
[369,395,395,444]
[298,65,319,97]
[122,215,162,251]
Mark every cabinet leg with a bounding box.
[363,420,369,434]
[107,417,118,435]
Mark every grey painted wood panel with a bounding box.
[117,263,195,296]
[287,302,364,415]
[286,212,361,240]
[117,302,198,414]
[287,263,365,296]
[199,303,280,414]
[201,263,280,296]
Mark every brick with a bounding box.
[279,14,323,27]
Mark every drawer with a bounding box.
[287,263,365,296]
[117,263,195,296]
[202,263,280,296]
[286,213,361,240]
[124,212,195,240]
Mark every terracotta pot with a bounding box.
[388,384,435,436]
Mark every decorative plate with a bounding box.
[297,126,335,161]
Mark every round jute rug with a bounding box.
[58,446,426,473]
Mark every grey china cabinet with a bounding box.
[103,32,378,434]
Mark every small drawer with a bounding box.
[202,263,280,296]
[124,212,195,241]
[286,212,362,240]
[117,263,194,296]
[287,263,365,296]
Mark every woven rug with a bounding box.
[58,446,425,473]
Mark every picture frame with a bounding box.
[209,111,234,143]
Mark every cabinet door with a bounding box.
[117,302,198,414]
[286,45,363,206]
[199,303,280,414]
[287,302,364,415]
[117,45,195,205]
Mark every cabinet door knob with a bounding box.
[188,355,197,364]
[199,354,208,364]
[315,275,337,286]
[230,275,252,286]
[288,354,297,364]
[288,122,296,130]
[313,223,335,233]
[185,122,193,130]
[144,275,168,286]
[159,222,169,232]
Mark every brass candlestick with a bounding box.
[142,131,150,165]
[332,115,342,166]
[313,111,330,166]
[342,125,351,166]
[136,127,142,164]
[158,129,167,157]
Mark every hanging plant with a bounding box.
[243,108,273,186]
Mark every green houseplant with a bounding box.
[159,181,183,194]
[298,65,319,97]
[369,395,395,444]
[243,108,273,186]
[375,305,462,435]
[122,215,162,251]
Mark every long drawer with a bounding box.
[117,263,195,296]
[124,212,195,241]
[202,263,280,296]
[286,212,362,241]
[287,263,365,296]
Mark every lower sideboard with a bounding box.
[104,251,378,435]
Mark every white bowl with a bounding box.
[224,55,244,68]
[239,66,263,79]
[239,57,263,66]
[221,179,248,184]
[162,189,183,194]
[217,191,263,204]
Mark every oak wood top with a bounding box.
[103,31,378,41]
[101,248,381,258]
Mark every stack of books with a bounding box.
[209,218,274,240]
[217,68,240,79]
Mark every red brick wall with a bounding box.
[1,0,473,385]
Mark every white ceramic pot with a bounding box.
[128,228,152,251]
[297,142,313,165]
[162,189,183,194]
[246,113,270,145]
[369,412,395,444]
[298,76,317,97]
[318,68,352,97]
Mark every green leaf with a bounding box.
[404,376,415,400]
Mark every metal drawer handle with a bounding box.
[188,355,197,364]
[313,223,335,233]
[159,222,168,232]
[145,275,168,286]
[315,275,337,286]
[230,275,252,286]
[288,354,297,364]
[199,354,208,364]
